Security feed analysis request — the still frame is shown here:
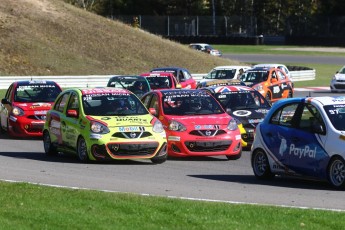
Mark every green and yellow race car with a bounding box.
[42,87,167,163]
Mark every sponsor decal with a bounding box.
[168,136,180,141]
[90,133,102,139]
[9,116,17,122]
[273,86,280,93]
[235,135,241,140]
[248,118,263,124]
[119,126,141,132]
[233,110,252,117]
[194,125,217,130]
[34,110,48,115]
[115,117,148,123]
[289,144,316,159]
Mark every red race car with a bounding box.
[0,80,62,137]
[141,89,242,159]
[150,67,197,89]
[140,72,181,90]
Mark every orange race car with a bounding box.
[239,67,294,103]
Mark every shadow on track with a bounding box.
[188,174,336,191]
[0,151,154,165]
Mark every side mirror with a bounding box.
[226,108,232,114]
[312,123,325,135]
[67,109,78,118]
[149,108,157,116]
[1,98,10,105]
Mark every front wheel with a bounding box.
[77,137,89,163]
[252,149,274,179]
[327,156,345,189]
[43,131,58,156]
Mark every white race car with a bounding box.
[251,96,345,189]
[330,65,345,92]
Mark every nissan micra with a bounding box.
[43,88,167,163]
[251,96,345,189]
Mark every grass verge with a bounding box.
[0,181,344,229]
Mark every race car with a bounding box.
[107,75,151,98]
[150,67,197,89]
[0,80,62,137]
[239,67,294,103]
[251,96,345,189]
[198,65,251,88]
[140,72,181,90]
[42,87,167,163]
[202,84,271,149]
[141,89,242,159]
[330,65,345,92]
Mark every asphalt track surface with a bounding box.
[1,55,345,211]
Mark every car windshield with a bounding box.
[108,78,149,97]
[324,104,345,131]
[82,93,148,116]
[205,69,236,80]
[216,91,270,110]
[146,76,172,89]
[162,91,224,115]
[240,71,269,83]
[14,82,61,103]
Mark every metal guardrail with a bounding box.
[0,70,315,89]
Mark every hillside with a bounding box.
[0,0,239,76]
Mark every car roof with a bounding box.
[74,87,131,95]
[212,65,252,70]
[141,72,174,77]
[151,67,188,72]
[207,85,255,93]
[109,75,145,81]
[202,79,245,88]
[253,63,288,68]
[306,96,345,106]
[15,80,58,85]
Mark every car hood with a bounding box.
[89,114,153,127]
[14,102,53,111]
[230,108,270,126]
[166,114,230,126]
[334,73,345,80]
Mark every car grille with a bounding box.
[334,84,345,89]
[107,142,158,156]
[112,131,152,139]
[189,130,226,136]
[27,115,46,120]
[184,140,232,152]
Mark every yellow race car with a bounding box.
[43,87,167,163]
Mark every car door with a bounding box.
[286,103,329,177]
[260,103,299,169]
[0,84,14,130]
[49,92,70,146]
[269,69,286,100]
[62,92,81,151]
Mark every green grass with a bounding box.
[0,181,344,230]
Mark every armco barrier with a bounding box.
[0,70,315,89]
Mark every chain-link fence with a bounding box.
[111,15,345,38]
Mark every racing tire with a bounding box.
[226,150,242,160]
[265,92,271,103]
[43,131,58,156]
[252,149,274,179]
[151,153,167,164]
[327,156,345,189]
[77,137,89,163]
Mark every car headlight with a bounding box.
[153,120,164,133]
[227,118,238,131]
[90,121,110,134]
[169,120,186,131]
[12,106,25,116]
[254,84,263,91]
